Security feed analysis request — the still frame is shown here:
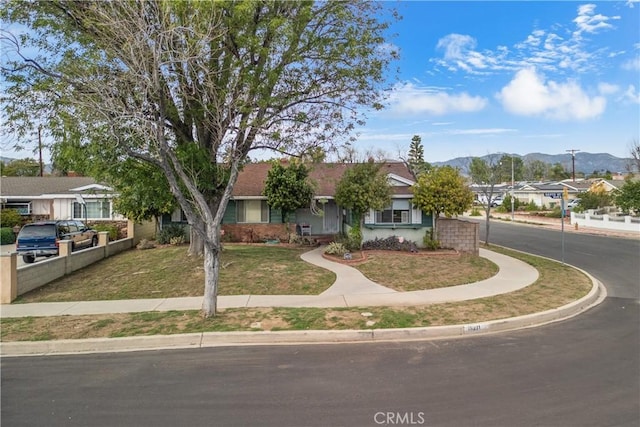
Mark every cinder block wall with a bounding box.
[437,218,479,255]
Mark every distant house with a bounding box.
[0,177,123,222]
[163,162,434,245]
[514,181,591,207]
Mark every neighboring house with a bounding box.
[162,162,434,245]
[0,177,123,222]
[588,178,625,194]
[514,181,590,207]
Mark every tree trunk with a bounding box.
[189,227,204,256]
[201,237,220,317]
[484,207,491,246]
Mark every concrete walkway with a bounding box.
[0,247,538,318]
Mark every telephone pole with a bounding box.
[566,149,580,182]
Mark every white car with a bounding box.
[566,199,580,209]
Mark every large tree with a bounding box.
[1,1,397,316]
[406,135,430,178]
[411,166,473,236]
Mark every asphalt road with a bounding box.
[2,222,639,427]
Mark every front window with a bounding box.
[375,200,411,224]
[236,200,269,223]
[73,200,111,219]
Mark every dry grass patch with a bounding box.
[354,253,498,291]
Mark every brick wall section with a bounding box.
[222,223,291,243]
[437,218,479,255]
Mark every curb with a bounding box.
[0,270,606,357]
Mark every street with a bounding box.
[1,222,639,427]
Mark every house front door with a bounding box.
[323,201,339,233]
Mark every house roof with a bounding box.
[0,177,102,198]
[232,162,415,198]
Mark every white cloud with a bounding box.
[622,56,640,70]
[388,82,488,115]
[436,34,477,60]
[496,68,606,120]
[598,82,619,95]
[573,4,620,37]
[623,85,640,103]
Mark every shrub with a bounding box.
[469,207,482,216]
[545,206,563,218]
[324,242,348,257]
[362,236,418,252]
[169,235,185,246]
[0,227,16,245]
[136,239,156,250]
[0,209,22,228]
[525,200,539,212]
[157,224,186,244]
[422,229,440,251]
[92,224,119,241]
[347,226,362,251]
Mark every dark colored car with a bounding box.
[16,220,98,264]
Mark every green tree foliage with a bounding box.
[523,159,548,181]
[263,160,314,224]
[411,166,473,233]
[407,135,430,178]
[496,154,524,182]
[1,1,397,317]
[578,190,614,211]
[614,180,640,214]
[335,162,391,247]
[549,163,570,181]
[0,158,40,176]
[0,208,22,227]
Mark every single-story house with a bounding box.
[513,181,591,207]
[0,177,123,222]
[163,162,434,246]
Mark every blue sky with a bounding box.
[355,0,640,161]
[1,1,638,164]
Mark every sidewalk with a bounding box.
[0,248,537,318]
[471,212,640,239]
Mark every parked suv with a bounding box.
[16,220,98,264]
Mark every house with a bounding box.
[163,162,434,246]
[513,181,591,207]
[0,177,123,222]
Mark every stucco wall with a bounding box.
[437,218,479,255]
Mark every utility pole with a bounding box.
[38,125,44,177]
[566,149,580,182]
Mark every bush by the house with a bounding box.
[1,209,22,228]
[422,229,440,251]
[362,236,418,252]
[545,206,563,218]
[324,242,348,257]
[524,200,539,212]
[157,224,186,244]
[0,227,16,245]
[92,223,119,241]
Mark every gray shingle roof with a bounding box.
[0,177,99,197]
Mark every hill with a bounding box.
[433,152,635,175]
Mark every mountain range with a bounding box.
[433,152,635,175]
